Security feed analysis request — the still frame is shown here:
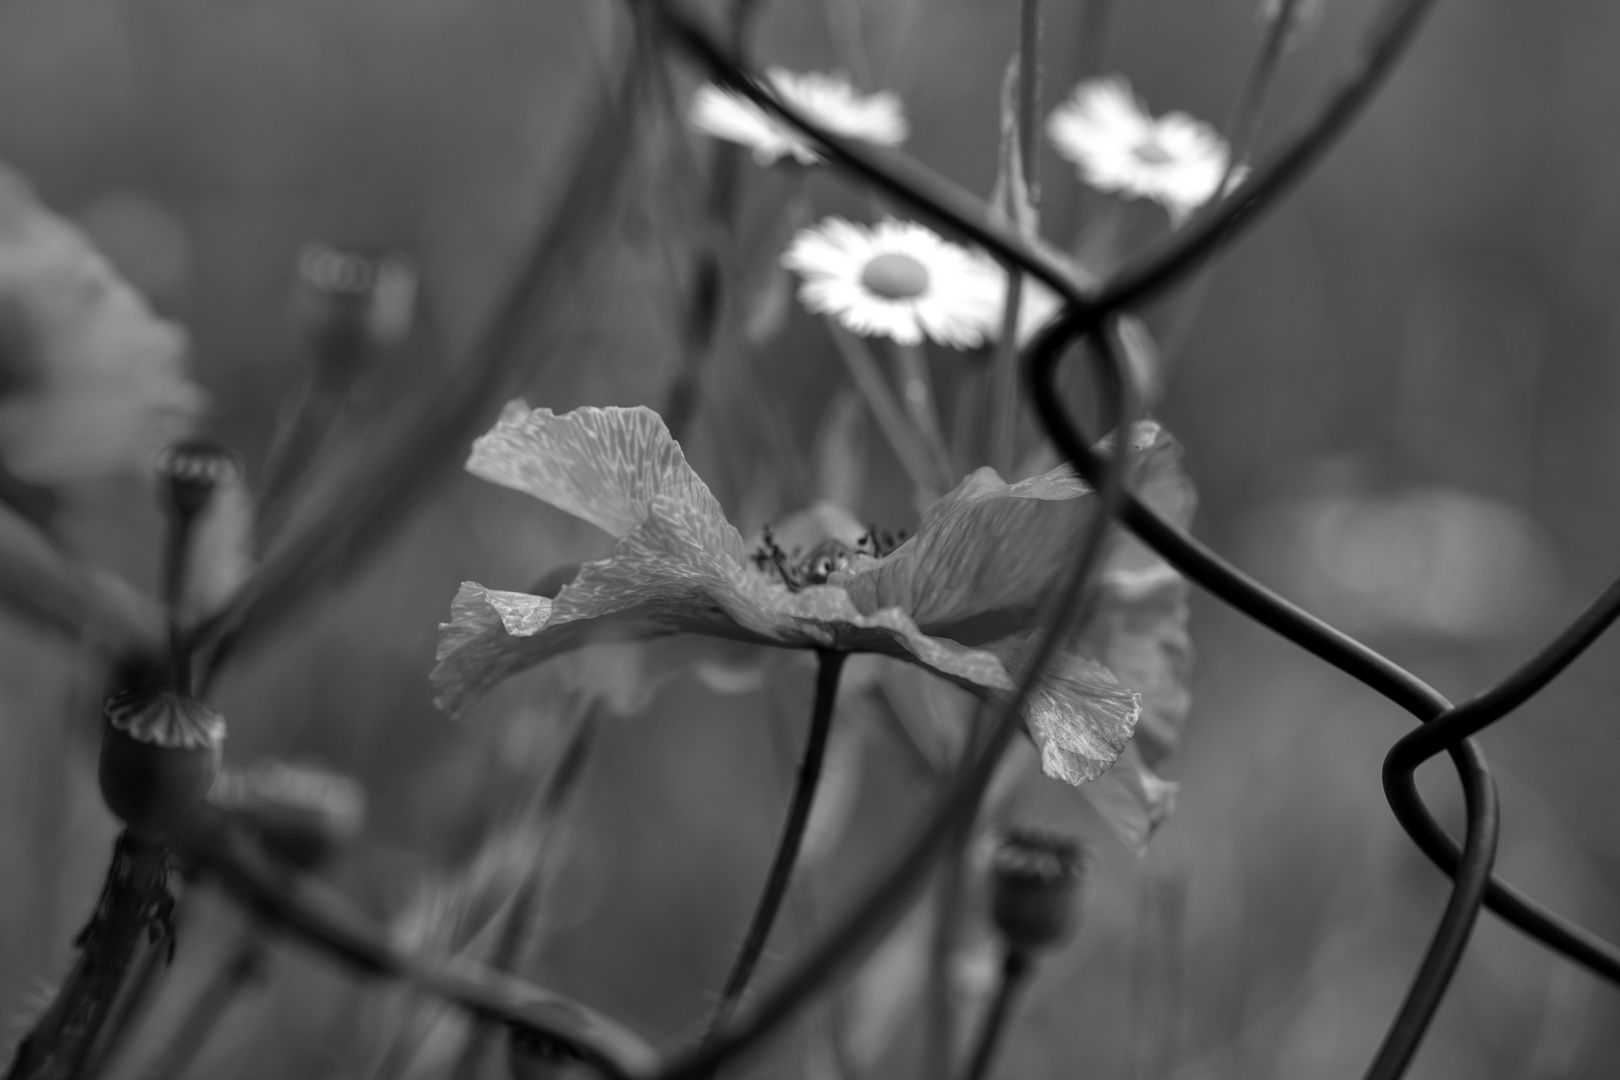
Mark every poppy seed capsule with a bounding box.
[989,826,1087,954]
[154,439,243,520]
[100,688,225,840]
[291,242,417,367]
[211,759,365,869]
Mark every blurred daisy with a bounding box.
[0,163,203,485]
[689,67,908,166]
[434,403,1196,800]
[783,217,1004,348]
[1047,77,1236,225]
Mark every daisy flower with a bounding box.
[783,217,1005,348]
[0,162,204,485]
[1047,77,1237,225]
[689,68,908,167]
[433,403,1195,820]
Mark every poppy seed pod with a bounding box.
[291,242,416,369]
[211,759,365,869]
[154,438,243,520]
[506,1026,593,1080]
[989,826,1087,954]
[100,687,225,840]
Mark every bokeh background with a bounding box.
[2,0,1620,1077]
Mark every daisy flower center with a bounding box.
[859,251,931,300]
[1131,135,1176,167]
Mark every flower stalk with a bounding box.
[892,342,954,491]
[826,322,941,499]
[959,948,1032,1080]
[699,649,847,1049]
[990,0,1045,478]
[4,833,172,1080]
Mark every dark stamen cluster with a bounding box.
[751,526,876,591]
[854,525,909,558]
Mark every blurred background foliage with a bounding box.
[1,0,1619,1077]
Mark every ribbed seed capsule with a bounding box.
[988,826,1087,954]
[291,242,417,369]
[154,439,243,520]
[210,759,365,869]
[100,688,225,840]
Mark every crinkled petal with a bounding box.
[988,631,1141,785]
[844,422,1165,638]
[467,404,739,558]
[434,494,756,719]
[1083,561,1191,767]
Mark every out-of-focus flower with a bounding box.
[434,404,1195,793]
[783,217,1004,348]
[1046,77,1237,225]
[0,163,204,485]
[689,67,908,166]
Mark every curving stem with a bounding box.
[698,649,848,1056]
[960,948,1033,1080]
[4,833,171,1080]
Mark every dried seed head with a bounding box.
[989,825,1087,953]
[100,687,225,839]
[291,242,417,367]
[211,759,365,868]
[154,438,243,520]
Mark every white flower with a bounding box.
[783,217,1004,348]
[0,163,204,485]
[689,68,908,167]
[1046,77,1237,225]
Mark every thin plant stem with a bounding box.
[5,834,170,1080]
[80,895,187,1080]
[134,935,263,1080]
[699,649,847,1048]
[256,375,345,544]
[1158,0,1304,384]
[826,322,941,500]
[892,342,954,489]
[174,806,655,1079]
[1074,0,1116,81]
[161,490,198,693]
[922,824,971,1080]
[990,0,1044,476]
[960,949,1032,1080]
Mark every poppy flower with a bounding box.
[433,403,1194,794]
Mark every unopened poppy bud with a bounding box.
[154,439,243,520]
[291,242,416,369]
[211,759,365,869]
[100,688,225,840]
[989,826,1087,954]
[506,1026,594,1080]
